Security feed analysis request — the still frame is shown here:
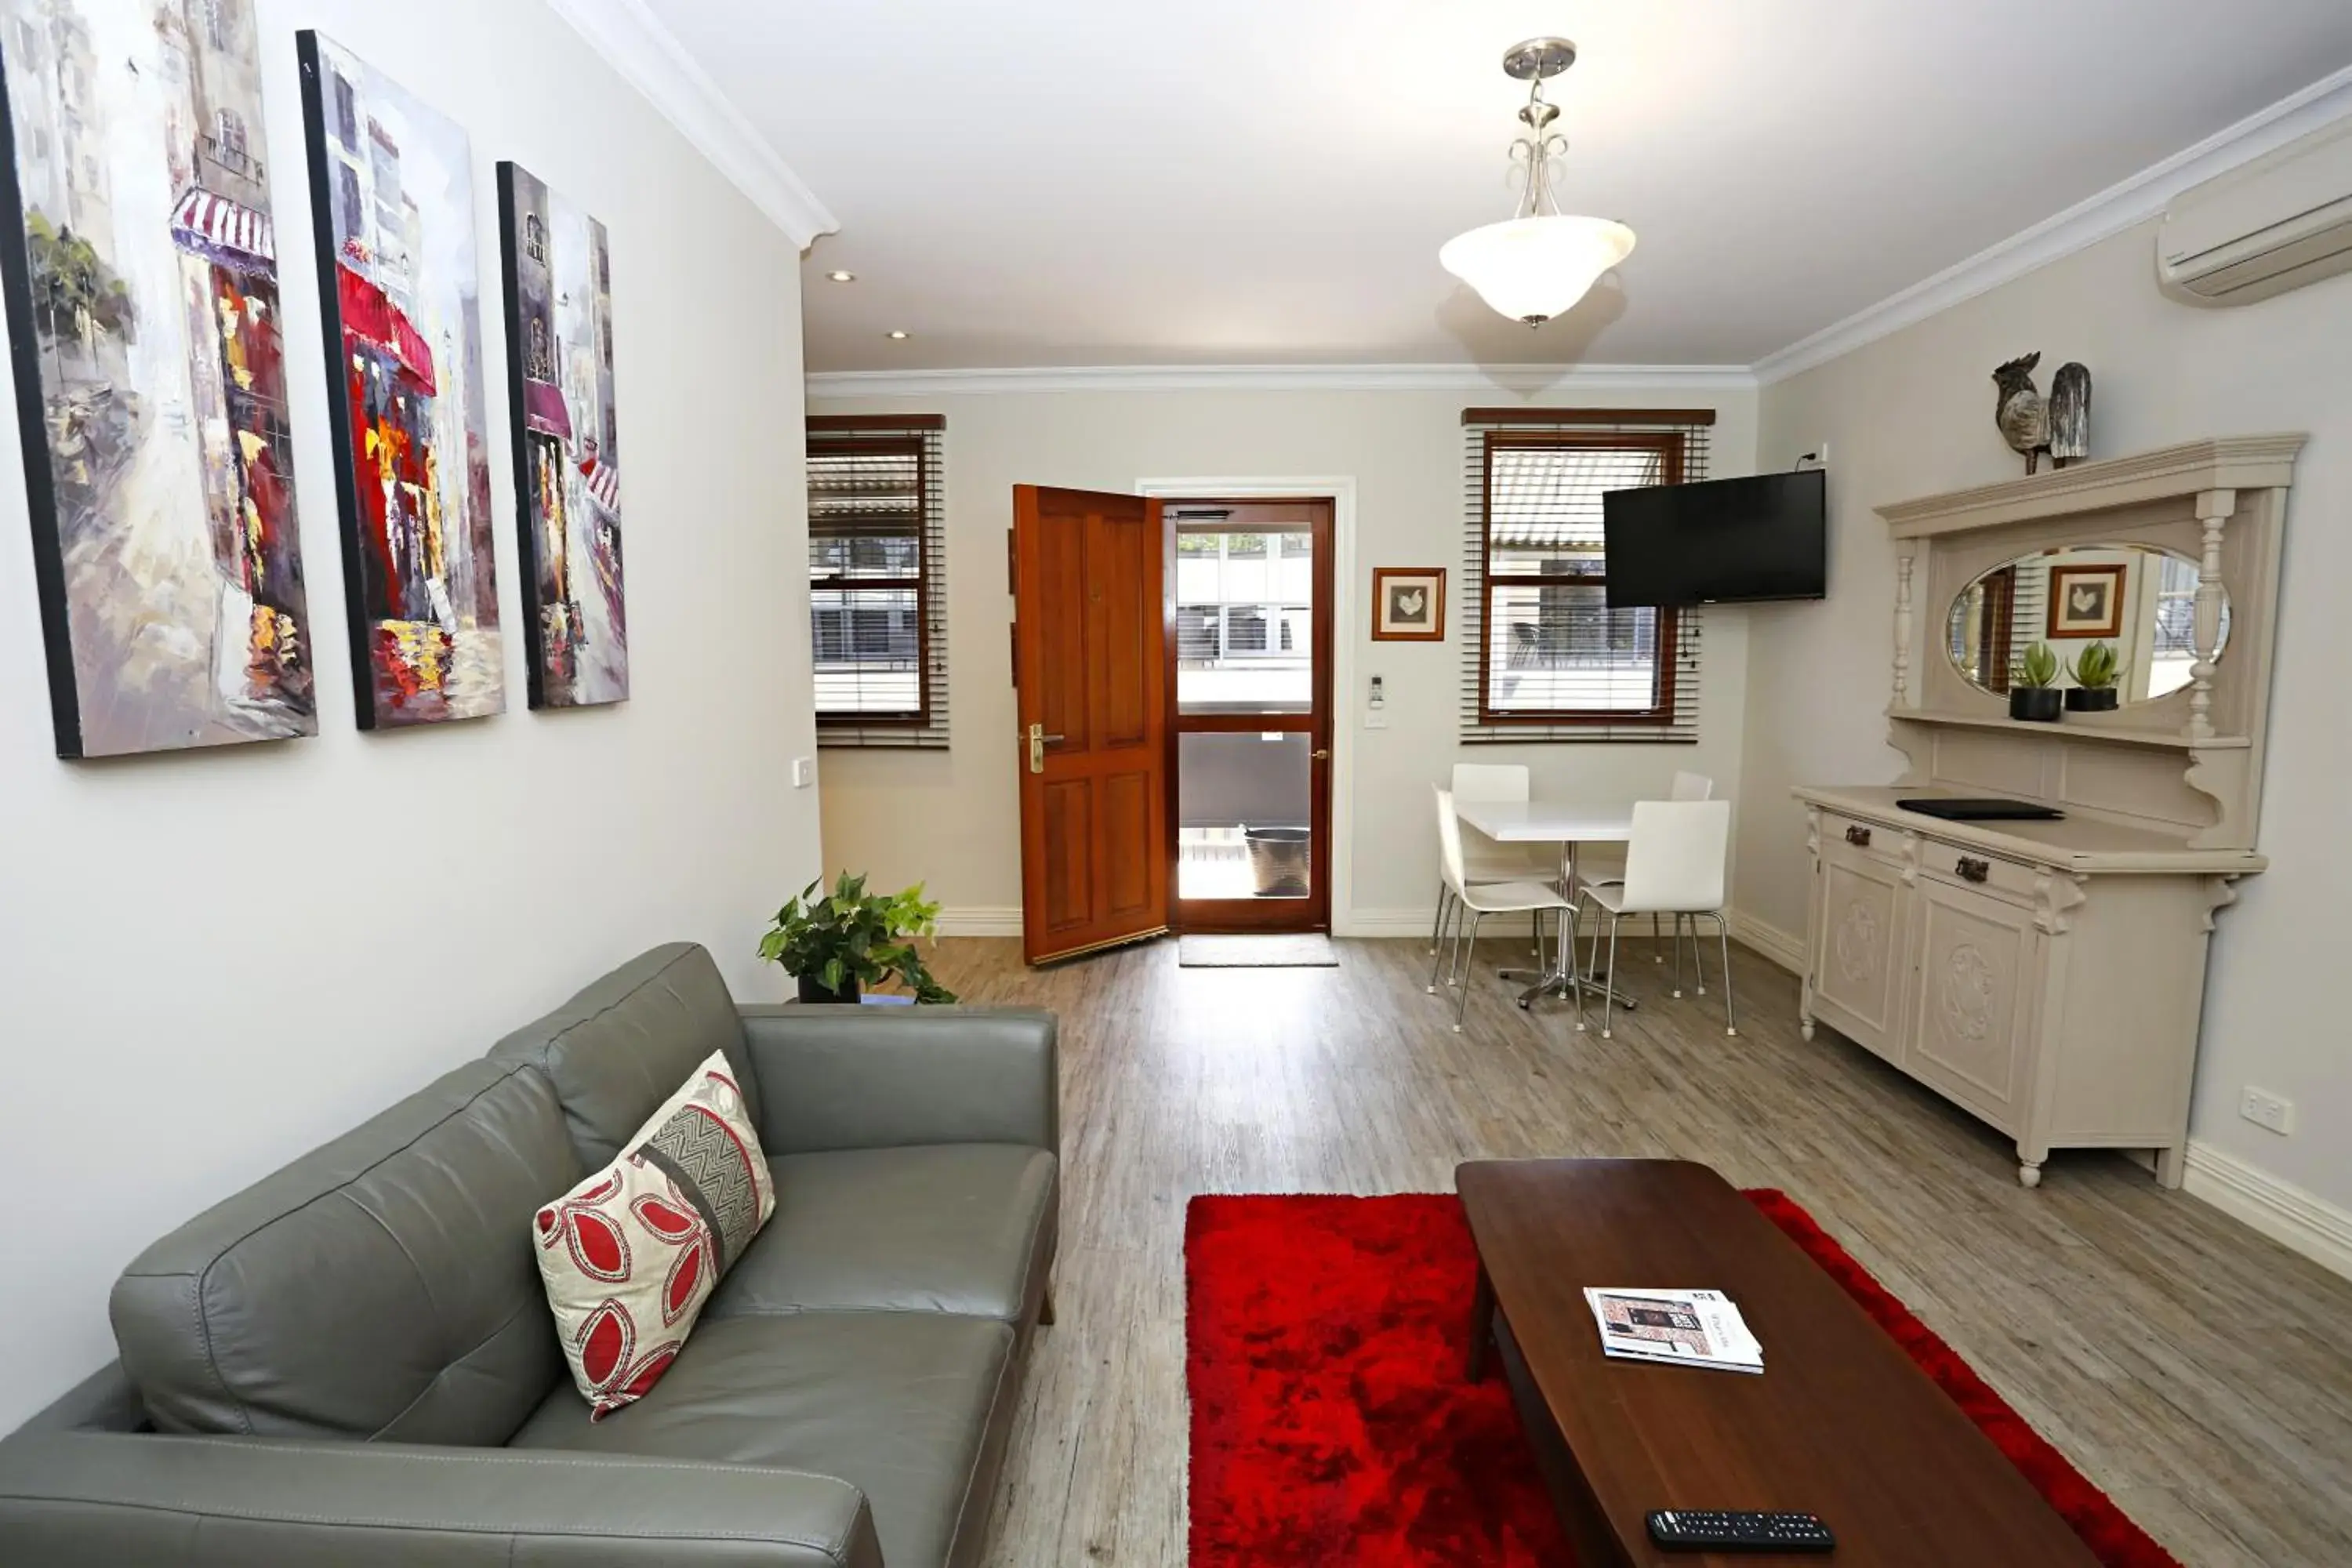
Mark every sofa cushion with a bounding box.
[488,944,763,1172]
[536,1052,778,1418]
[703,1145,1055,1323]
[510,1312,1014,1568]
[111,1059,579,1442]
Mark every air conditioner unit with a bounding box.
[2158,116,2352,306]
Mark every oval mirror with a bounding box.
[1945,544,2228,705]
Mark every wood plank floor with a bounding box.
[934,934,2352,1567]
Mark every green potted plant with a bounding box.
[757,873,956,1004]
[2009,642,2063,722]
[2063,640,2122,711]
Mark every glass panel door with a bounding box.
[1167,501,1333,933]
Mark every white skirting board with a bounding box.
[933,906,1024,938]
[2182,1143,2352,1283]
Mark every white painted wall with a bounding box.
[805,384,1757,930]
[1740,216,2352,1214]
[0,0,820,1431]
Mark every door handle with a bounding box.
[1025,723,1065,773]
[1312,749,1330,760]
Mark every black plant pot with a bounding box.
[2009,688,2063,722]
[797,971,862,1004]
[2064,687,2119,712]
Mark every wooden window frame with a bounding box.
[1476,429,1684,729]
[808,417,941,731]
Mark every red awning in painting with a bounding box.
[169,187,275,275]
[336,267,437,395]
[523,379,574,441]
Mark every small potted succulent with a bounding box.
[2064,641,2122,711]
[2008,642,2063,722]
[758,873,956,1004]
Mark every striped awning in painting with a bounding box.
[581,456,620,517]
[169,187,274,275]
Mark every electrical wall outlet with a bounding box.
[1364,710,1390,729]
[791,756,816,789]
[2241,1086,2295,1136]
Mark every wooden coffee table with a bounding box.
[1457,1159,2102,1566]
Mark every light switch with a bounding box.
[792,757,816,789]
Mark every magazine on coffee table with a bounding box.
[1584,1287,1763,1374]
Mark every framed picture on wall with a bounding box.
[1372,568,1446,641]
[298,31,506,728]
[497,161,630,710]
[2046,562,2126,638]
[0,0,317,757]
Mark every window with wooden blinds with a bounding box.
[1460,409,1712,743]
[806,416,949,748]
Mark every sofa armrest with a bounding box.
[0,1430,881,1567]
[738,1006,1058,1156]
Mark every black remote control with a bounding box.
[1646,1508,1835,1552]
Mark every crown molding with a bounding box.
[805,362,1757,399]
[1754,64,2352,386]
[547,0,837,249]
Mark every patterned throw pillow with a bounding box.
[533,1051,776,1418]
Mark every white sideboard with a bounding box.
[1796,436,2296,1188]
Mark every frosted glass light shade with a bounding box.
[1439,215,1637,325]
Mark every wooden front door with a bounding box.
[1012,486,1170,964]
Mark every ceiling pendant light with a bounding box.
[1439,38,1635,326]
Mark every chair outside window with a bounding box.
[1571,799,1736,1040]
[1430,786,1572,1033]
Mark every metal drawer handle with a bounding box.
[1844,825,1871,848]
[1955,855,1990,884]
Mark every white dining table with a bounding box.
[1452,797,1639,1009]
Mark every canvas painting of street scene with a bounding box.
[298,31,502,728]
[0,0,313,757]
[498,161,627,709]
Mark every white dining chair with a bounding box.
[1429,763,1558,959]
[1573,771,1715,964]
[1571,799,1736,1041]
[1430,786,1573,1033]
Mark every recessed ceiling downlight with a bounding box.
[886,329,910,339]
[826,270,855,282]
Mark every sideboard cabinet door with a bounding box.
[1808,849,1907,1062]
[1903,877,2038,1130]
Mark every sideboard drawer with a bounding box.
[1819,811,1906,871]
[1916,840,2038,904]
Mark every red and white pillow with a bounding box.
[533,1052,775,1418]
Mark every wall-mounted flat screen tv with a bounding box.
[1602,469,1828,607]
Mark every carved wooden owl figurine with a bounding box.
[1992,353,2049,474]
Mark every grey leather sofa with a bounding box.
[0,944,1058,1568]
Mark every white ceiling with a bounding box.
[641,0,2352,374]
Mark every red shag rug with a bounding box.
[1186,1191,2180,1567]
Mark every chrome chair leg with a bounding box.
[1568,896,1588,1033]
[1671,913,1686,999]
[1653,911,1664,961]
[1428,889,1454,993]
[1454,913,1485,1033]
[1601,913,1623,1039]
[1692,918,1708,996]
[1710,912,1738,1037]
